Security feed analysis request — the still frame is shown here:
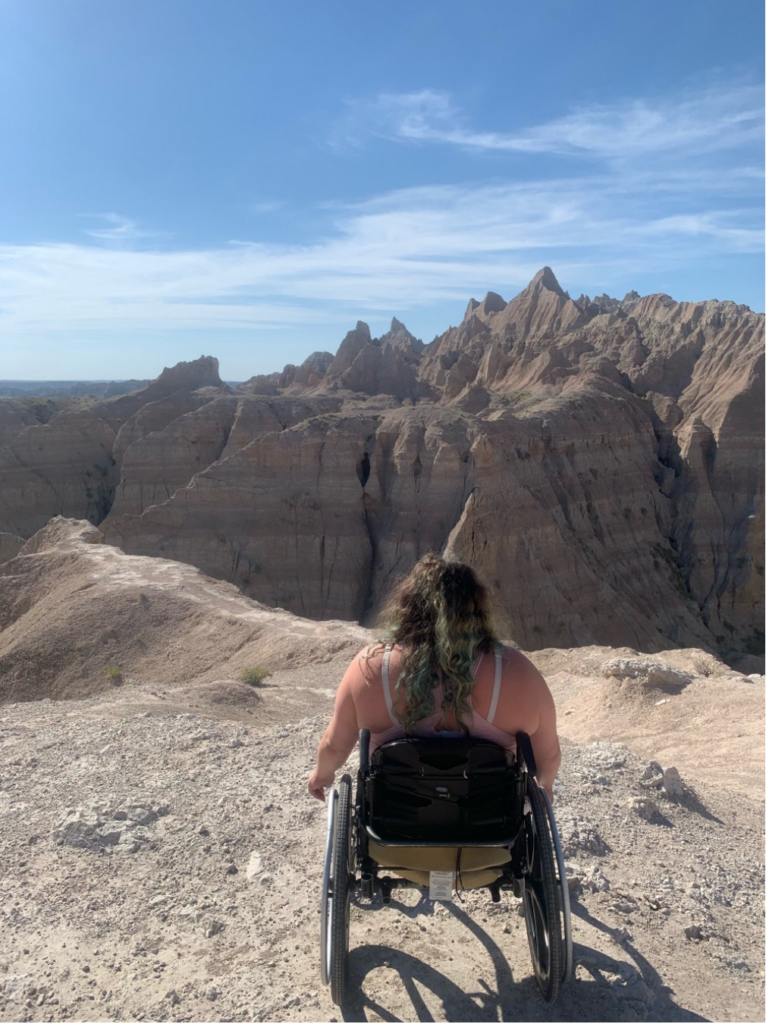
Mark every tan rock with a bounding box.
[0,407,118,537]
[104,412,380,621]
[0,357,227,541]
[110,396,239,517]
[0,273,761,666]
[0,398,52,448]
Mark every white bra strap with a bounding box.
[486,645,503,725]
[382,644,398,726]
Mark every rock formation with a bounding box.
[0,356,225,537]
[0,273,762,666]
[322,320,429,400]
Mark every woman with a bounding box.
[307,553,560,801]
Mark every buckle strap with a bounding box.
[486,645,503,725]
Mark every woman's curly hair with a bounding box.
[377,553,498,731]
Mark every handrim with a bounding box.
[522,780,564,1002]
[319,787,338,986]
[329,774,353,1005]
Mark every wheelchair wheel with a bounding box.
[321,774,353,1005]
[540,787,573,984]
[522,779,564,1003]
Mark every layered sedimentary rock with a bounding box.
[0,399,49,448]
[110,396,239,517]
[0,408,119,537]
[0,357,225,537]
[1,274,762,665]
[103,384,713,653]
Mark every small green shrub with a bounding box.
[105,664,122,682]
[240,666,271,687]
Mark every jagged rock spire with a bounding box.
[527,266,568,298]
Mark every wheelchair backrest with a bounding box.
[362,735,525,845]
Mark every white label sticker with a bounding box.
[429,870,454,901]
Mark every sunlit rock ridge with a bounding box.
[0,270,762,668]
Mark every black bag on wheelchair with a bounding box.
[365,736,523,844]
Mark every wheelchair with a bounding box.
[320,729,572,1006]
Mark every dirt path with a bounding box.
[0,670,762,1023]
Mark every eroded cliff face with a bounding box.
[0,357,226,537]
[412,270,764,657]
[1,274,762,665]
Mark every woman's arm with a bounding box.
[528,667,561,800]
[496,649,561,798]
[307,653,364,801]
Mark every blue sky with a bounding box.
[0,0,763,381]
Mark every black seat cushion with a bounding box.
[365,736,524,844]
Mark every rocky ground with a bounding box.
[0,676,763,1023]
[0,523,763,1022]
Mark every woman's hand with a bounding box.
[307,653,364,801]
[307,768,335,801]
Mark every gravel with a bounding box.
[0,679,762,1022]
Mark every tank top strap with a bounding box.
[381,644,399,727]
[486,643,503,725]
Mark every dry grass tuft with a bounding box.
[691,653,721,678]
[239,666,271,687]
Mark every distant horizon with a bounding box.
[2,268,763,384]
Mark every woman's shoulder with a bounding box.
[345,643,400,723]
[498,644,546,685]
[351,641,389,685]
[490,643,554,730]
[357,640,389,661]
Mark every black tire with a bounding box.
[522,779,564,1003]
[330,773,354,1005]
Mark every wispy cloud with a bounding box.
[338,82,763,164]
[0,84,762,353]
[81,212,156,243]
[249,201,285,215]
[0,178,760,338]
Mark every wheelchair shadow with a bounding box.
[569,902,709,1022]
[351,892,438,920]
[343,895,517,1022]
[343,940,514,1022]
[341,898,709,1022]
